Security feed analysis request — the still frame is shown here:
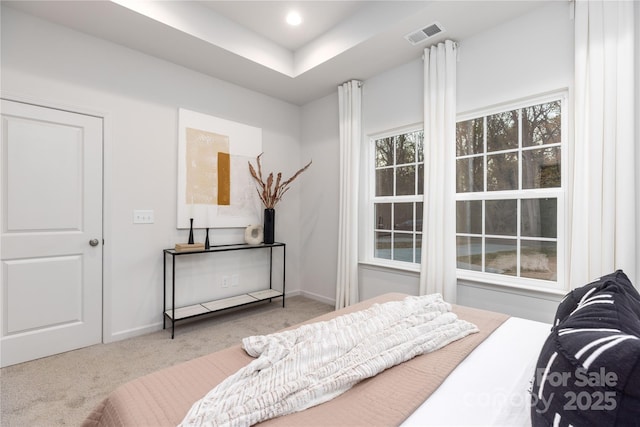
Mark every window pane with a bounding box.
[487,111,518,152]
[375,203,391,230]
[416,132,424,163]
[521,240,557,281]
[485,199,516,236]
[485,238,517,276]
[487,152,518,191]
[396,165,415,195]
[394,203,414,230]
[456,236,482,271]
[375,168,393,196]
[417,163,424,195]
[393,232,413,262]
[456,119,484,156]
[522,147,561,189]
[523,101,561,147]
[416,202,423,232]
[375,232,391,260]
[457,200,482,234]
[415,233,422,262]
[522,198,557,238]
[375,137,394,167]
[396,134,416,165]
[456,156,484,193]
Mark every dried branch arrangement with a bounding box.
[248,153,312,209]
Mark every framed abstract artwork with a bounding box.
[177,108,262,229]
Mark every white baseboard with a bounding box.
[296,290,335,306]
[107,292,335,343]
[106,322,164,343]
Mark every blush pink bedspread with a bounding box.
[82,293,508,426]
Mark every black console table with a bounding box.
[163,242,285,338]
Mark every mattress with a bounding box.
[83,293,517,426]
[403,316,552,426]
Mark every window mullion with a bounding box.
[517,108,522,278]
[482,116,487,273]
[483,116,488,194]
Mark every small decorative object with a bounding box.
[248,153,312,244]
[205,228,210,250]
[188,218,194,244]
[244,224,264,245]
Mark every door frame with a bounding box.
[0,91,113,344]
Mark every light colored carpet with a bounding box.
[0,296,333,427]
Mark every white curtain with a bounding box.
[569,0,636,288]
[335,80,362,309]
[420,41,458,302]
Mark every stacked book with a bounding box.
[174,243,205,252]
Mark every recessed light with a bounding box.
[286,11,302,26]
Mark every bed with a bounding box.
[82,271,640,426]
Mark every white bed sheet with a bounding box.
[402,316,551,427]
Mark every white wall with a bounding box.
[299,93,340,304]
[301,1,575,323]
[456,2,574,114]
[1,6,304,341]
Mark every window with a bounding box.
[456,93,566,290]
[370,128,424,267]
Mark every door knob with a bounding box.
[89,239,100,247]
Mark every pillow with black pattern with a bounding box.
[530,270,640,427]
[551,270,632,327]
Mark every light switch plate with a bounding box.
[133,210,154,224]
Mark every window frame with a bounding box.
[364,124,424,272]
[455,91,569,293]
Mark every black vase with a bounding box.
[188,218,194,244]
[264,208,275,244]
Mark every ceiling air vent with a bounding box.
[404,22,444,46]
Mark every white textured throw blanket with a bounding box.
[179,294,478,427]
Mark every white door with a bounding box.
[0,99,103,367]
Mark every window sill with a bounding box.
[358,262,568,300]
[457,270,568,300]
[358,261,420,276]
